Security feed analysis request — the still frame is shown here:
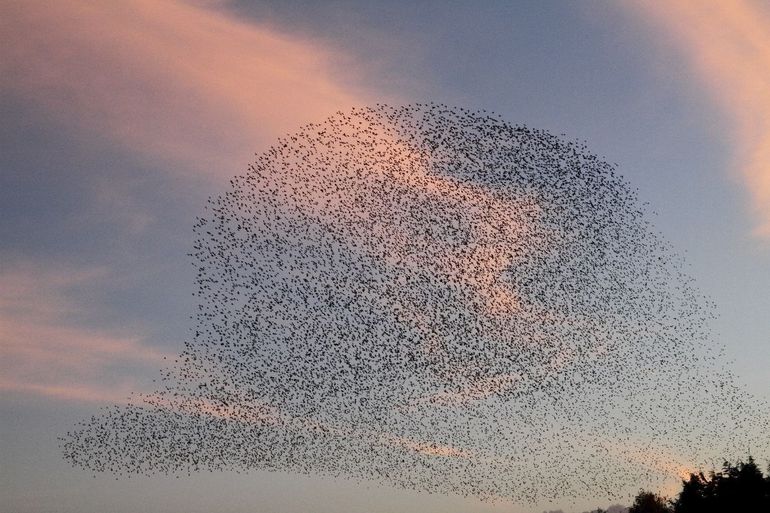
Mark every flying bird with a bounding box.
[61,104,769,505]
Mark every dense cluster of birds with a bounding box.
[61,104,769,505]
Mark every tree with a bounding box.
[673,456,770,512]
[581,505,628,513]
[629,491,672,513]
[674,472,710,513]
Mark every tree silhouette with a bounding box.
[581,504,628,513]
[675,472,709,513]
[625,456,770,513]
[628,491,672,513]
[673,456,770,512]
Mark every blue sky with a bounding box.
[1,2,769,512]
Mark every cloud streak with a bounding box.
[0,263,172,403]
[629,0,770,237]
[0,0,391,402]
[0,0,383,178]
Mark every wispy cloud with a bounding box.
[0,263,172,403]
[0,0,393,401]
[629,0,770,237]
[0,0,383,178]
[0,381,139,404]
[384,435,473,459]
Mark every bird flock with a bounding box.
[61,104,769,505]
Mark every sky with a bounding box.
[1,1,769,512]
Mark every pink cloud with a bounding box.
[133,396,282,431]
[139,389,475,461]
[0,0,385,179]
[1,0,388,402]
[602,439,697,498]
[628,0,770,237]
[384,435,473,459]
[0,380,138,404]
[0,263,172,403]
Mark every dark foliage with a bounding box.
[582,506,628,513]
[629,491,672,513]
[626,456,770,513]
[673,457,770,513]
